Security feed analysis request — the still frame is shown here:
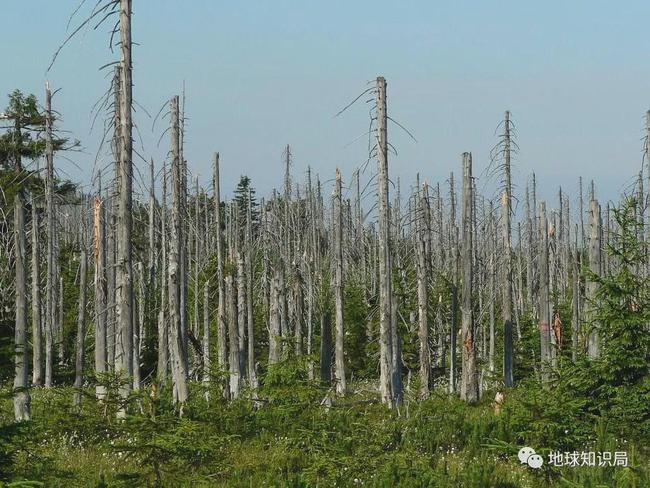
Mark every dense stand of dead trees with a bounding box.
[4,1,644,421]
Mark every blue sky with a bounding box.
[2,0,649,209]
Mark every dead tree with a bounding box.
[376,76,395,406]
[333,169,346,395]
[460,153,478,402]
[73,247,88,407]
[501,111,514,388]
[416,183,430,398]
[44,83,56,388]
[586,199,601,358]
[93,192,107,400]
[115,0,134,412]
[213,153,228,392]
[157,162,169,384]
[31,197,42,386]
[538,202,552,383]
[169,96,189,408]
[14,191,31,421]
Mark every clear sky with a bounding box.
[2,0,649,210]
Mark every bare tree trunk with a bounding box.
[157,162,169,384]
[168,96,189,408]
[227,271,241,398]
[133,261,143,390]
[269,268,282,367]
[538,202,552,383]
[213,153,228,393]
[93,193,107,400]
[417,183,430,398]
[44,83,55,388]
[501,111,514,388]
[333,169,346,395]
[115,0,134,414]
[73,248,88,407]
[246,188,257,389]
[449,172,459,394]
[587,199,601,358]
[376,76,394,406]
[31,197,42,386]
[203,280,210,397]
[571,247,580,363]
[460,153,478,402]
[14,191,31,421]
[237,252,247,379]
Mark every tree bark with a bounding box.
[14,191,31,421]
[333,169,346,395]
[460,153,478,402]
[73,248,88,407]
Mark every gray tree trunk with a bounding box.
[31,197,42,386]
[460,153,478,403]
[168,96,189,408]
[14,191,31,421]
[587,199,601,358]
[73,248,88,407]
[501,111,514,388]
[417,184,430,398]
[93,193,107,400]
[333,169,346,395]
[44,83,55,388]
[376,76,394,406]
[115,0,134,414]
[538,202,552,383]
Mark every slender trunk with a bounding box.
[333,169,346,395]
[213,154,228,391]
[73,249,88,407]
[115,0,134,413]
[587,199,601,358]
[31,197,42,386]
[168,96,189,408]
[417,184,430,398]
[376,76,394,406]
[14,192,31,421]
[93,194,108,399]
[44,83,55,388]
[157,163,169,384]
[502,111,514,388]
[539,203,552,383]
[460,153,478,402]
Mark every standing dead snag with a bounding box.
[587,199,601,358]
[213,153,228,395]
[31,196,42,387]
[169,96,189,408]
[14,191,31,421]
[460,153,478,403]
[93,192,107,400]
[501,111,514,388]
[115,0,134,414]
[157,162,169,384]
[376,76,396,406]
[44,83,56,388]
[538,202,552,383]
[246,188,257,389]
[333,169,346,395]
[417,183,430,398]
[73,247,88,407]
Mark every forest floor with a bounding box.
[1,370,647,488]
